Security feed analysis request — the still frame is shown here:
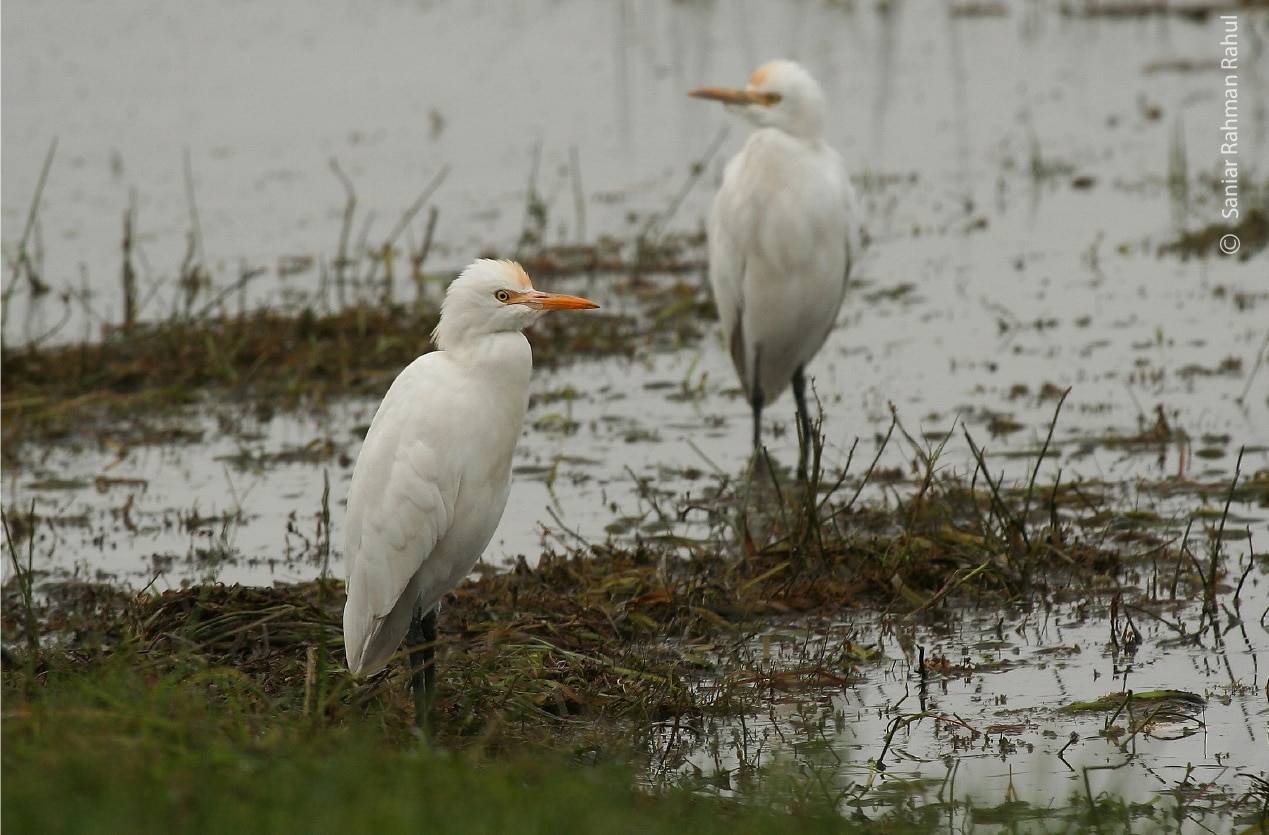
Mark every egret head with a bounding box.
[689,60,826,140]
[432,259,598,350]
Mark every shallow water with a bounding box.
[4,0,1267,827]
[658,597,1267,829]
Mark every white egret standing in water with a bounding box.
[690,60,862,479]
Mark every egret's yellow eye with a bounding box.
[494,289,512,302]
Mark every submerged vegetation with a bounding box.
[2,128,721,462]
[0,247,709,461]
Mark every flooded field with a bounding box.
[4,1,1268,831]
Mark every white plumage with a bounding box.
[343,259,597,718]
[691,60,861,476]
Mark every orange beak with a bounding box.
[688,87,781,106]
[516,290,599,311]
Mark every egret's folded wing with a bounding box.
[708,167,751,388]
[343,358,457,676]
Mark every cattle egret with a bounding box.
[343,259,598,729]
[690,60,861,479]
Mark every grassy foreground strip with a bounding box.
[2,647,853,835]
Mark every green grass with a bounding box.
[12,646,1251,835]
[2,647,860,835]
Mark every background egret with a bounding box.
[343,259,598,729]
[690,60,862,479]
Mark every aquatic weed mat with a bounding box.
[0,264,709,459]
[6,448,1254,732]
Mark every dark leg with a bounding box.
[751,346,765,451]
[406,605,438,734]
[751,391,765,452]
[792,365,812,482]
